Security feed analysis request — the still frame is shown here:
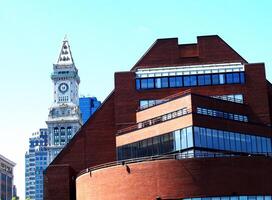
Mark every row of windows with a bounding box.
[53,127,72,133]
[137,107,189,129]
[118,127,193,160]
[212,94,244,104]
[194,127,272,154]
[139,99,166,110]
[136,72,245,90]
[196,107,248,122]
[58,96,69,102]
[183,196,272,200]
[117,126,272,160]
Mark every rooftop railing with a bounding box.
[117,107,192,135]
[77,152,272,178]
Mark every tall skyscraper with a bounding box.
[25,128,48,200]
[46,37,82,163]
[79,96,101,124]
[0,154,15,200]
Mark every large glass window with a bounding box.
[198,75,205,86]
[140,79,148,89]
[136,72,245,90]
[155,78,161,88]
[204,74,211,85]
[226,73,233,84]
[161,77,168,88]
[184,76,191,87]
[212,74,219,85]
[147,78,154,88]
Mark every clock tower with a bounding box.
[46,37,82,163]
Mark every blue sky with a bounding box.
[0,0,271,198]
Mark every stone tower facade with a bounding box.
[46,37,82,163]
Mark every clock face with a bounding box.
[58,83,69,93]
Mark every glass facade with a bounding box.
[183,196,272,200]
[25,129,48,200]
[117,126,272,160]
[79,97,101,124]
[118,127,193,160]
[196,107,248,122]
[194,127,271,154]
[136,72,245,90]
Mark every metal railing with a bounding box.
[77,152,272,178]
[117,107,192,135]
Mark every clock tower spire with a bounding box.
[46,36,82,162]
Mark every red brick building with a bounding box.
[44,35,272,200]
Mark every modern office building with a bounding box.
[0,154,15,200]
[46,37,82,163]
[79,96,101,124]
[44,35,272,200]
[25,128,48,200]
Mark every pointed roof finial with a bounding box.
[64,34,68,41]
[56,35,74,65]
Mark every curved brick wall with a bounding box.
[76,157,272,200]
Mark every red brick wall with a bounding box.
[44,94,116,200]
[76,157,272,200]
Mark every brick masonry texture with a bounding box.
[44,35,272,200]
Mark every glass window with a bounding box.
[184,76,190,87]
[218,130,225,150]
[240,134,247,152]
[147,78,154,88]
[181,128,188,149]
[187,127,193,148]
[233,73,240,83]
[191,75,197,86]
[267,139,272,153]
[212,129,219,149]
[226,73,233,84]
[155,78,162,88]
[235,133,241,152]
[204,74,211,85]
[161,77,169,88]
[256,136,262,153]
[141,79,148,89]
[136,79,141,89]
[245,135,252,153]
[224,131,231,150]
[140,100,148,109]
[219,74,225,84]
[176,76,183,87]
[212,74,219,85]
[198,75,205,86]
[174,130,181,151]
[240,72,245,84]
[194,127,201,147]
[200,127,207,148]
[229,132,236,151]
[251,135,257,153]
[169,77,176,87]
[206,128,213,148]
[261,137,267,153]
